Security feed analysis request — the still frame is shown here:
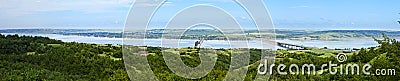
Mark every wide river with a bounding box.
[1,33,387,49]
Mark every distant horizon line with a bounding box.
[0,28,399,31]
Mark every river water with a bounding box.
[1,33,385,49]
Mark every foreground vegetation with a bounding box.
[272,34,399,80]
[0,34,128,80]
[0,33,399,80]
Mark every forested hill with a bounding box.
[0,34,129,80]
[0,34,62,54]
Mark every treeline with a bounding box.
[0,34,62,54]
[0,34,128,80]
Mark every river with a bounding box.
[1,33,386,49]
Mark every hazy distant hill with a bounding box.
[1,29,400,40]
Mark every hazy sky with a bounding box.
[0,0,399,30]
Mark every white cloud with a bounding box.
[0,0,237,17]
[239,16,248,20]
[130,0,175,7]
[0,0,134,17]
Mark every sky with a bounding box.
[0,0,399,30]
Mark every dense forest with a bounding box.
[0,34,128,80]
[0,33,399,80]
